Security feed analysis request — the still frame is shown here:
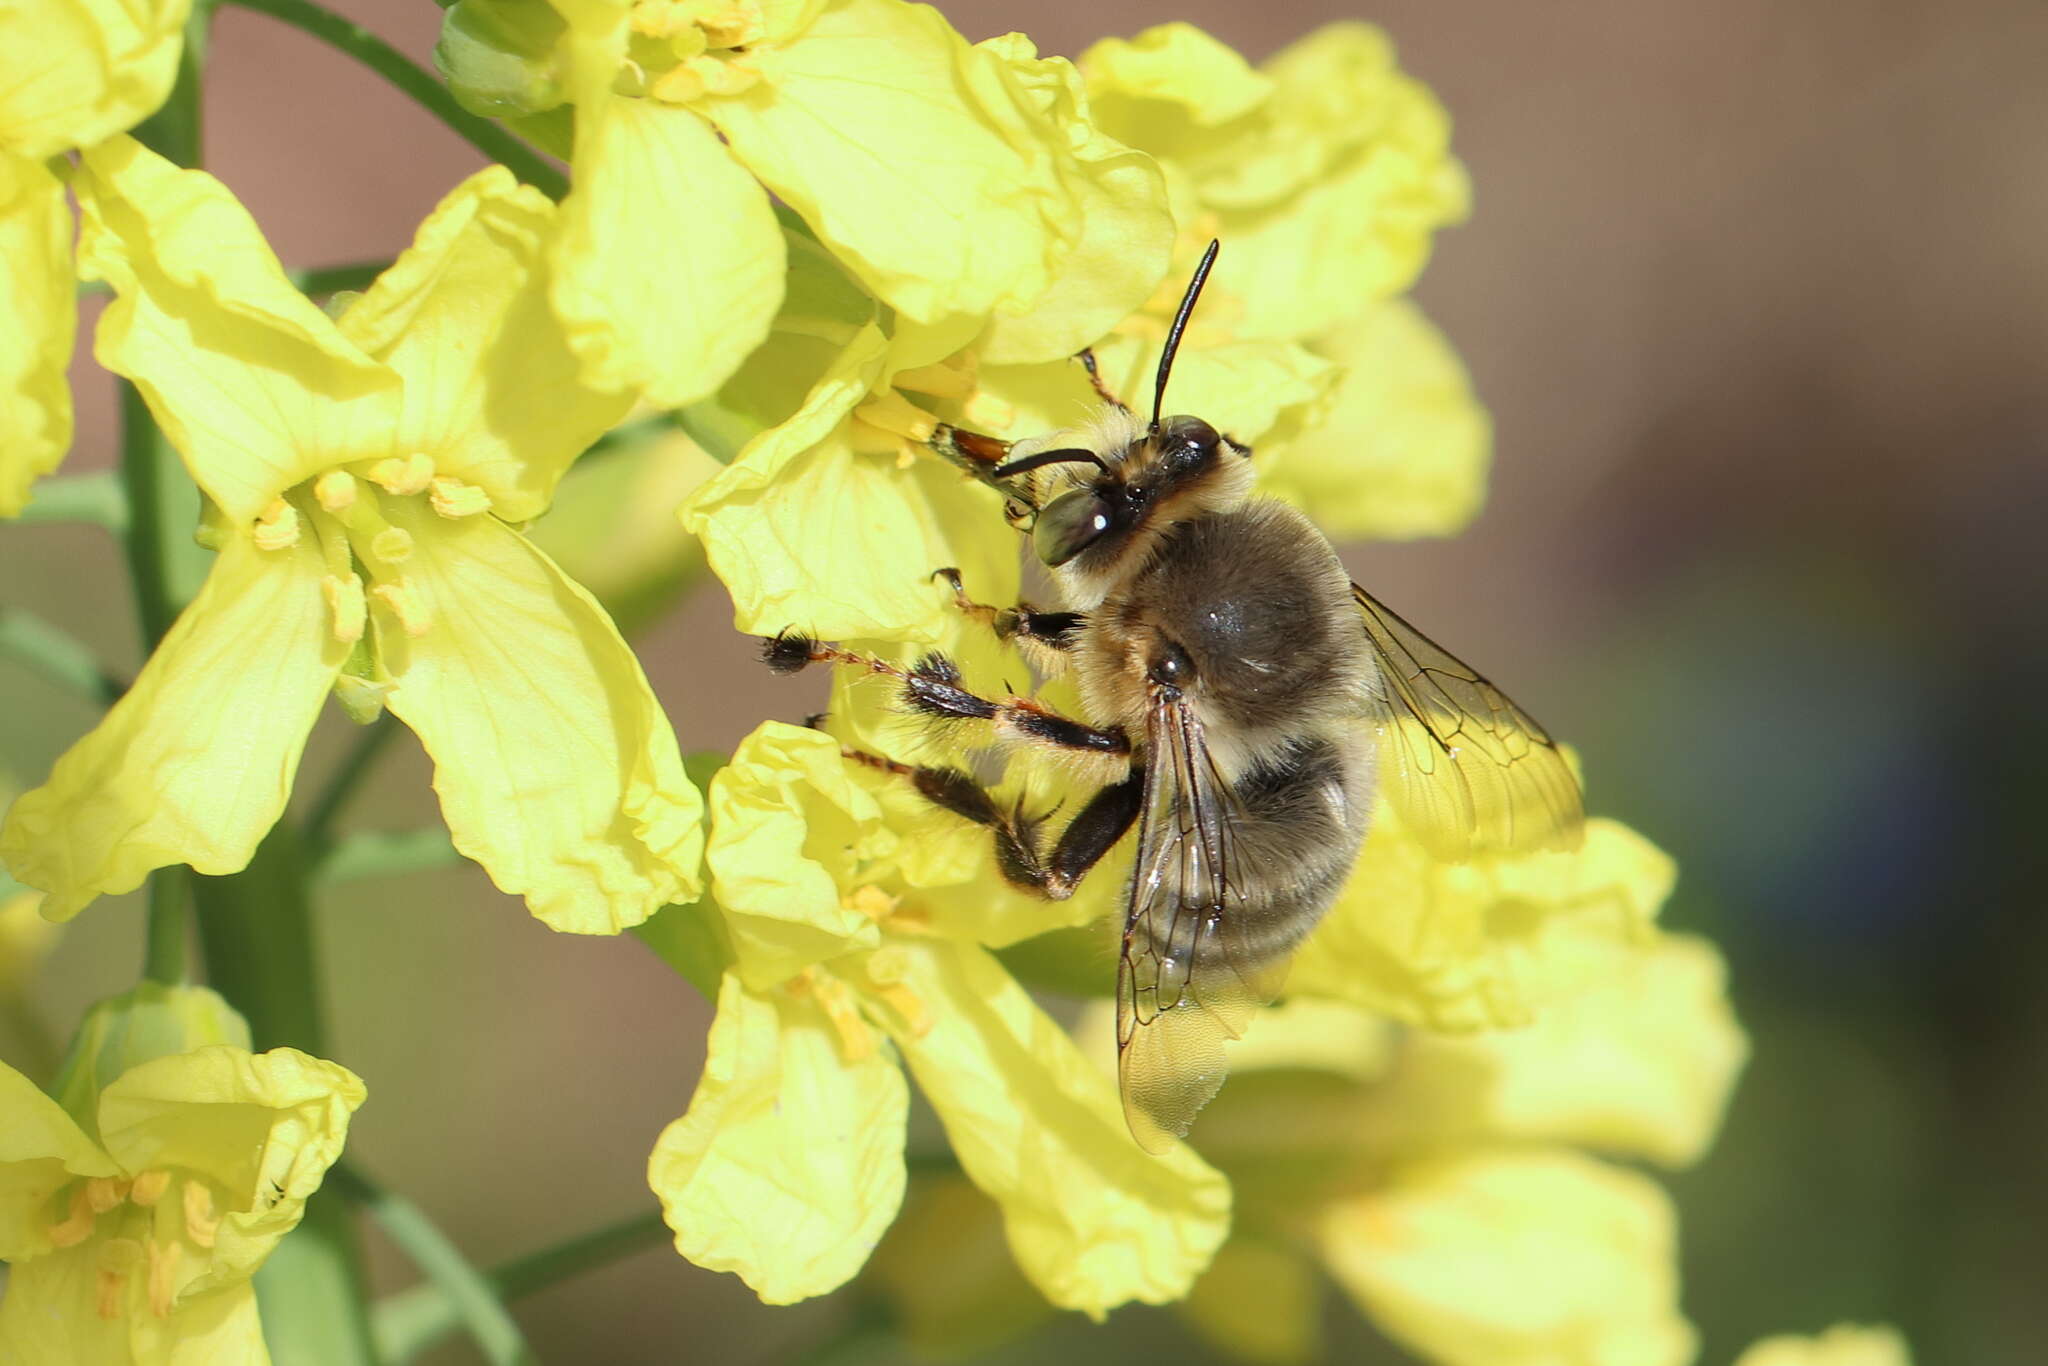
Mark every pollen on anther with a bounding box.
[147,1238,181,1317]
[86,1176,127,1213]
[314,469,358,513]
[323,574,367,644]
[429,476,491,519]
[368,453,435,496]
[253,499,301,550]
[182,1181,218,1249]
[372,579,432,638]
[129,1169,172,1207]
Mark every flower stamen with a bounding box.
[429,476,492,519]
[252,498,301,551]
[181,1180,218,1249]
[323,573,368,644]
[366,453,435,496]
[48,1183,97,1247]
[371,578,432,638]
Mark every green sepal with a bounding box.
[435,0,569,119]
[49,982,252,1138]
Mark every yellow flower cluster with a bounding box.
[0,1,1786,1361]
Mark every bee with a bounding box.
[764,242,1584,1152]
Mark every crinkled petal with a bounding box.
[1078,24,1273,150]
[338,166,632,522]
[1289,816,1675,1033]
[0,537,339,920]
[0,1252,269,1365]
[1181,1238,1322,1366]
[705,723,887,988]
[1256,300,1489,541]
[0,156,74,516]
[375,505,702,933]
[0,1063,115,1261]
[50,982,253,1134]
[879,938,1230,1317]
[1736,1325,1914,1366]
[552,94,784,408]
[703,0,1073,329]
[970,39,1175,366]
[1368,933,1747,1168]
[649,973,906,1303]
[74,138,400,522]
[0,0,193,158]
[1320,1150,1695,1366]
[97,1046,365,1295]
[686,379,1011,643]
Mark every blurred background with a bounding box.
[5,0,2045,1361]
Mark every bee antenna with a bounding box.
[1151,239,1220,435]
[992,447,1110,479]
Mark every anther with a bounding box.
[367,453,435,496]
[147,1238,181,1317]
[314,470,358,514]
[129,1169,172,1208]
[372,578,432,638]
[428,476,491,519]
[182,1181,218,1249]
[86,1176,127,1214]
[253,499,301,551]
[853,391,938,445]
[323,573,367,645]
[843,885,897,923]
[49,1184,97,1247]
[97,1237,145,1319]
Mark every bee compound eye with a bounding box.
[1148,640,1194,689]
[1033,487,1115,567]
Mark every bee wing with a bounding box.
[1116,690,1289,1154]
[1353,583,1585,860]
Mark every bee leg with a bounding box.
[762,633,1131,784]
[1075,348,1130,414]
[839,745,1141,900]
[930,568,1085,678]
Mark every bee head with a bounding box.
[1023,415,1246,568]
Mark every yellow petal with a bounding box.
[879,939,1230,1317]
[705,723,886,989]
[1289,816,1675,1033]
[375,505,703,933]
[703,0,1074,329]
[649,973,907,1303]
[551,94,785,407]
[1256,299,1490,541]
[1079,24,1273,150]
[970,39,1175,366]
[0,1251,274,1364]
[0,537,339,920]
[338,166,633,522]
[0,156,74,516]
[1321,1150,1695,1366]
[685,331,1014,643]
[1735,1324,1915,1366]
[50,982,252,1133]
[1081,332,1336,453]
[75,137,401,522]
[0,1062,116,1261]
[0,0,193,159]
[1181,1238,1322,1366]
[97,1045,365,1287]
[1368,933,1748,1168]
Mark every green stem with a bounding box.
[193,823,378,1366]
[303,715,400,854]
[314,828,460,885]
[221,0,568,201]
[333,1164,538,1366]
[374,1210,669,1363]
[142,867,192,983]
[16,470,129,532]
[0,609,125,705]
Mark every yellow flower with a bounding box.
[0,0,192,514]
[639,722,1229,1314]
[0,139,702,933]
[436,0,1167,413]
[1077,22,1488,541]
[1120,928,1741,1366]
[1735,1324,1914,1366]
[0,983,364,1364]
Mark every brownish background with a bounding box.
[7,2,2047,1362]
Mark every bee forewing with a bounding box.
[1353,584,1585,859]
[1116,692,1293,1152]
